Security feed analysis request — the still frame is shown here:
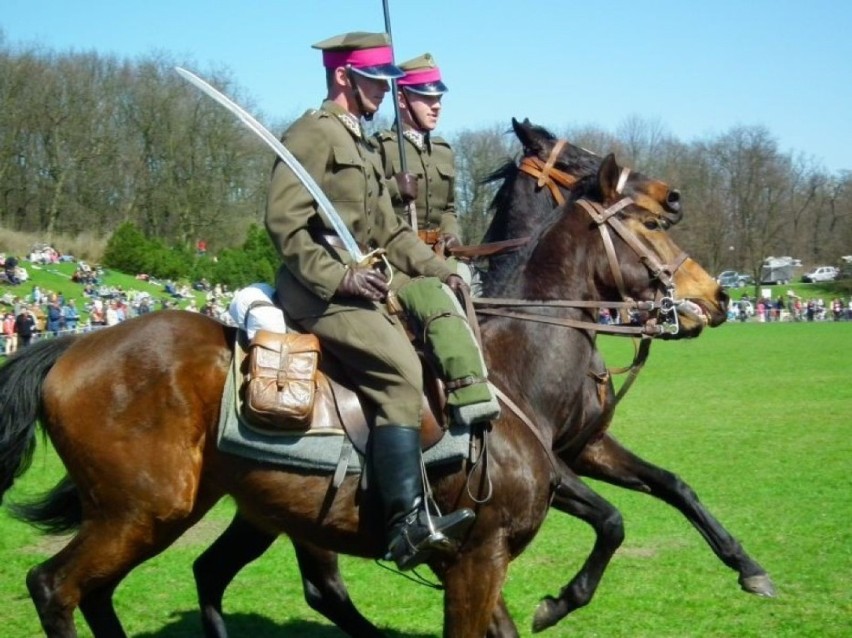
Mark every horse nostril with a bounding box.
[666,190,681,212]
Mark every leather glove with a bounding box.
[393,172,419,204]
[444,274,468,295]
[439,233,462,250]
[336,265,389,302]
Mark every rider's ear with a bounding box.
[597,153,621,201]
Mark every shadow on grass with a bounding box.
[135,610,434,638]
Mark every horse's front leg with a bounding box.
[529,466,625,633]
[292,541,385,637]
[574,433,775,596]
[439,539,509,638]
[193,512,277,638]
[485,593,520,638]
[193,512,383,638]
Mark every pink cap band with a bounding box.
[322,46,394,69]
[398,67,442,86]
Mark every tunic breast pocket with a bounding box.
[436,163,455,183]
[328,146,366,203]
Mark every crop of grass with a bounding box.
[1,321,849,636]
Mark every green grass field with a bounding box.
[1,321,850,637]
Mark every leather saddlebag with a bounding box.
[243,330,320,431]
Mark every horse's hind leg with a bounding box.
[575,433,775,596]
[78,582,121,636]
[28,514,206,637]
[26,529,136,637]
[530,467,625,633]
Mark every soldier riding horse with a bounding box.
[1,153,728,637]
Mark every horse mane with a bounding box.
[482,171,600,297]
[482,160,522,244]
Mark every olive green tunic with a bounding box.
[373,130,460,237]
[266,100,453,426]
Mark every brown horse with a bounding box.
[188,120,771,637]
[0,154,726,637]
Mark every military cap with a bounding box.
[397,53,448,96]
[312,31,404,80]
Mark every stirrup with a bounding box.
[386,508,475,570]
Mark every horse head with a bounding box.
[482,118,683,296]
[514,153,726,339]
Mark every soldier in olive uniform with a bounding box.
[265,32,474,571]
[374,53,461,250]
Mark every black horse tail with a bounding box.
[0,336,76,503]
[8,475,83,534]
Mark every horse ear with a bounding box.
[597,153,621,201]
[512,118,540,153]
[512,118,552,155]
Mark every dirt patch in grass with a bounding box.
[21,516,229,557]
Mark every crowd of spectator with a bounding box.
[728,292,852,323]
[1,248,235,356]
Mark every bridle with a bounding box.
[473,196,691,339]
[471,143,694,408]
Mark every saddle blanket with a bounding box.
[217,354,471,474]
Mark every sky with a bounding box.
[2,0,850,173]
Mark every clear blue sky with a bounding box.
[3,0,850,173]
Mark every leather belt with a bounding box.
[312,230,369,254]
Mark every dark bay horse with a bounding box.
[0,154,726,637]
[188,120,772,637]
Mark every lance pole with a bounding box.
[382,0,418,231]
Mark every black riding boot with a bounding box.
[370,425,475,570]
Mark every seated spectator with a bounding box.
[4,256,21,285]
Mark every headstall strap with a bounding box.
[538,139,566,187]
[517,139,579,206]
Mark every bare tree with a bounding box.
[451,123,517,242]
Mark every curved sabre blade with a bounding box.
[175,66,365,263]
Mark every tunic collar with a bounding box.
[320,100,363,139]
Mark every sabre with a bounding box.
[381,0,418,232]
[175,66,370,264]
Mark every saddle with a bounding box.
[237,329,448,456]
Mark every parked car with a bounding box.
[716,270,742,288]
[801,266,838,283]
[736,273,755,287]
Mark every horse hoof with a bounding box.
[531,597,562,633]
[740,573,776,597]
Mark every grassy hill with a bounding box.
[1,260,213,357]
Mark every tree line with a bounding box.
[1,41,849,285]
